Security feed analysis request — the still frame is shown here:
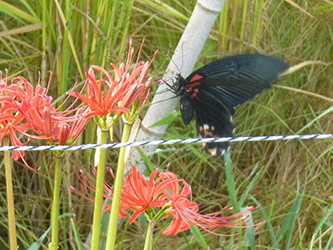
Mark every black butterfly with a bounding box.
[170,54,289,156]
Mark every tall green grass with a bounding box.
[0,0,332,248]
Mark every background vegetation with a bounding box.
[0,0,332,249]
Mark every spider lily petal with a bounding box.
[73,164,258,236]
[68,38,158,121]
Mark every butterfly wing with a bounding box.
[187,54,289,108]
[193,88,234,156]
[184,54,288,155]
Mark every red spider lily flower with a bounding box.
[11,75,53,115]
[7,74,88,146]
[68,38,158,121]
[71,166,166,219]
[0,74,38,170]
[115,165,175,223]
[6,74,56,140]
[65,107,89,145]
[69,66,130,119]
[23,105,88,145]
[113,38,159,117]
[159,172,256,235]
[0,122,32,167]
[1,73,88,154]
[53,107,88,145]
[71,165,257,236]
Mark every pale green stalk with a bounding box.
[4,136,18,249]
[105,121,132,249]
[49,154,62,250]
[91,128,108,250]
[252,0,264,46]
[0,1,38,23]
[143,220,155,250]
[41,0,47,84]
[240,0,249,43]
[224,152,237,248]
[220,0,229,50]
[117,0,135,57]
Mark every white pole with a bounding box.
[129,0,226,169]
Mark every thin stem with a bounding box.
[143,220,155,250]
[4,136,18,249]
[224,152,238,210]
[105,121,132,249]
[49,154,62,250]
[224,152,237,248]
[91,128,108,249]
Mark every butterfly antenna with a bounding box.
[169,42,184,74]
[170,56,182,74]
[149,95,179,106]
[148,76,177,96]
[158,77,177,93]
[155,88,171,95]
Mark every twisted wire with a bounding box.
[0,134,331,152]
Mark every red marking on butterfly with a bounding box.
[190,74,204,82]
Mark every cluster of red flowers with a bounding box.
[0,73,88,169]
[0,38,158,169]
[72,165,256,236]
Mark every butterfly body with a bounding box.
[170,54,289,156]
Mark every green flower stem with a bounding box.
[105,121,132,250]
[153,204,170,222]
[91,128,109,250]
[224,152,237,248]
[4,136,18,250]
[224,152,238,210]
[49,153,62,250]
[143,220,155,250]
